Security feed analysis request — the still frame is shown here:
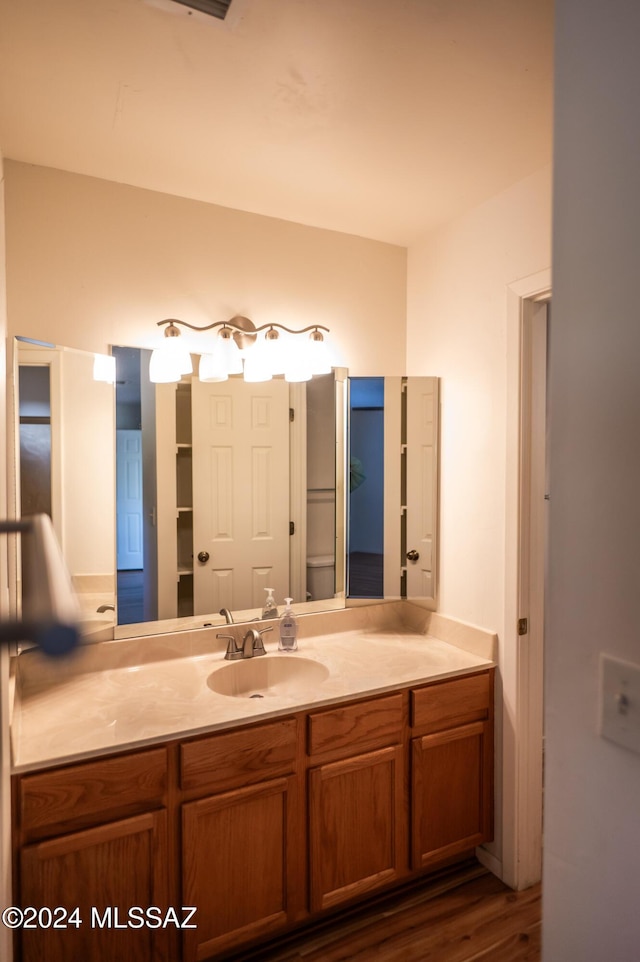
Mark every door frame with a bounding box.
[493,268,550,890]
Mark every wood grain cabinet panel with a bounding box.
[411,672,491,734]
[180,718,297,794]
[411,720,493,870]
[19,748,168,840]
[308,745,406,912]
[19,811,169,962]
[307,693,403,758]
[182,774,301,961]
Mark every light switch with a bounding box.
[600,654,640,754]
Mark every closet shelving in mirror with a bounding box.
[176,382,194,615]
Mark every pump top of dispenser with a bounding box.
[262,588,278,620]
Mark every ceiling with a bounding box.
[0,0,553,246]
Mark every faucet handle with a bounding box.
[217,632,242,661]
[253,626,272,656]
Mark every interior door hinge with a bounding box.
[289,521,295,536]
[518,617,528,636]
[289,408,295,422]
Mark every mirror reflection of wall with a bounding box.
[348,377,385,598]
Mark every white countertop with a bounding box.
[10,604,496,773]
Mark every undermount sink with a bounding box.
[207,656,329,699]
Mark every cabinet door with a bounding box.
[411,720,493,870]
[20,811,169,962]
[308,745,405,913]
[182,774,300,961]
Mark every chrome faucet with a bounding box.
[217,626,272,660]
[242,626,272,658]
[219,608,234,625]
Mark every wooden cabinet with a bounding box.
[182,775,301,961]
[15,749,170,962]
[179,720,302,961]
[20,812,169,962]
[179,717,298,794]
[13,669,494,962]
[309,745,405,911]
[307,694,406,911]
[18,747,168,840]
[410,673,494,871]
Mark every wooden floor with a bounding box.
[348,551,384,597]
[238,863,541,962]
[116,568,144,624]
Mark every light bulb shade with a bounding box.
[149,348,181,383]
[221,333,244,375]
[307,331,332,375]
[149,336,193,383]
[199,352,228,382]
[243,339,273,382]
[261,331,288,376]
[284,349,313,382]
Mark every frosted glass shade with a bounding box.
[199,352,228,382]
[307,333,332,375]
[243,345,273,382]
[284,358,312,382]
[149,338,193,383]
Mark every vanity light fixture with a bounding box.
[148,316,332,384]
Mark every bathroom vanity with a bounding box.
[10,606,495,962]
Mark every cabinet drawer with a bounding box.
[307,693,403,758]
[19,748,168,840]
[180,718,298,794]
[411,671,492,733]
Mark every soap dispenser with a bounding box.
[262,587,278,620]
[278,598,298,651]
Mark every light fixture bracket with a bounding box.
[156,316,329,340]
[153,316,331,385]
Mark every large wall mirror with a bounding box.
[12,337,438,642]
[13,337,348,640]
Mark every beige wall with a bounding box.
[406,165,552,878]
[544,1,640,958]
[3,161,407,376]
[407,165,551,634]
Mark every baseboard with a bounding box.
[476,845,503,881]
